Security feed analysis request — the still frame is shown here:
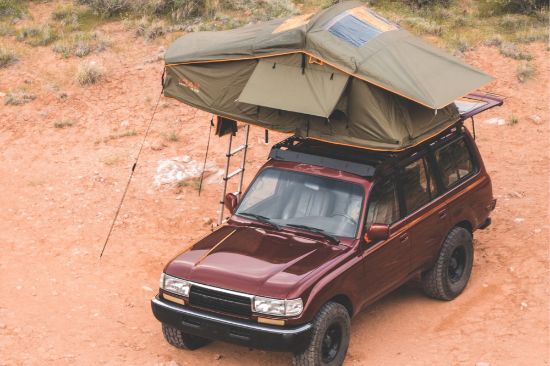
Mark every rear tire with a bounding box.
[293,302,350,366]
[161,323,211,350]
[422,227,474,300]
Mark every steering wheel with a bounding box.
[331,213,357,225]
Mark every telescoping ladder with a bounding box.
[218,124,250,225]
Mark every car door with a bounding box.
[360,177,411,307]
[398,154,451,273]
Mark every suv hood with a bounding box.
[164,224,347,299]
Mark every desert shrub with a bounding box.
[54,120,75,128]
[16,25,58,46]
[516,62,535,82]
[4,91,36,105]
[507,115,519,125]
[0,0,23,19]
[75,60,104,85]
[75,0,131,17]
[402,17,442,35]
[52,31,110,57]
[478,0,548,15]
[0,22,14,36]
[484,35,503,46]
[135,17,166,40]
[499,42,532,60]
[0,47,17,68]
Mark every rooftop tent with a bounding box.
[163,1,494,151]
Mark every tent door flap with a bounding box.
[237,59,349,118]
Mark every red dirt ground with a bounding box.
[0,3,548,365]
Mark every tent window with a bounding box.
[328,14,382,47]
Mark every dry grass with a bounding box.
[0,47,17,68]
[516,62,536,83]
[75,60,104,85]
[164,131,180,142]
[16,25,58,46]
[4,90,36,106]
[53,120,75,128]
[507,115,519,125]
[499,42,533,60]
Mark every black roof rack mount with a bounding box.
[269,136,376,177]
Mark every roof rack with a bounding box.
[269,136,378,177]
[268,123,467,178]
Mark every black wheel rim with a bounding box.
[448,246,466,283]
[321,323,342,363]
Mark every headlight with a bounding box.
[160,273,191,297]
[253,296,303,317]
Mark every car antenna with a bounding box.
[99,73,164,259]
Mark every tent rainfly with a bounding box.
[162,1,494,151]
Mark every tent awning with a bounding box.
[238,59,349,118]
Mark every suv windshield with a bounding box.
[236,168,364,238]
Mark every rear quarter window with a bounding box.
[435,138,476,188]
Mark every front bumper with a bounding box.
[151,296,312,352]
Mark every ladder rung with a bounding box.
[225,168,244,180]
[228,144,247,157]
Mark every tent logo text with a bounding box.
[178,78,200,93]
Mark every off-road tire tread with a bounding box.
[422,226,473,300]
[161,323,211,350]
[293,302,350,366]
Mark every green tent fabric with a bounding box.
[238,59,349,118]
[163,1,493,151]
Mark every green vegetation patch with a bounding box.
[16,25,58,46]
[0,47,17,68]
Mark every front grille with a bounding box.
[189,285,252,317]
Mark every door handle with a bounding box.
[438,209,448,219]
[399,233,409,242]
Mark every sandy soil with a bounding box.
[1,3,549,365]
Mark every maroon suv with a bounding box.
[152,122,497,365]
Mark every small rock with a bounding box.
[520,301,528,310]
[203,217,213,226]
[513,217,524,223]
[506,191,524,199]
[484,118,506,126]
[142,285,153,292]
[120,120,129,127]
[150,139,166,151]
[214,354,223,361]
[482,283,488,288]
[0,92,5,97]
[476,362,490,366]
[181,155,191,163]
[175,195,183,200]
[163,361,181,366]
[0,323,6,329]
[528,115,542,125]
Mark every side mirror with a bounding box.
[364,223,390,243]
[224,193,238,214]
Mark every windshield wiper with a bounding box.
[238,212,280,230]
[285,224,340,245]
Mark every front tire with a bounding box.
[161,323,211,350]
[293,302,350,366]
[422,226,474,300]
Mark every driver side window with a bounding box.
[366,179,399,226]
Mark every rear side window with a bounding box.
[435,139,475,188]
[366,179,399,226]
[400,158,434,214]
